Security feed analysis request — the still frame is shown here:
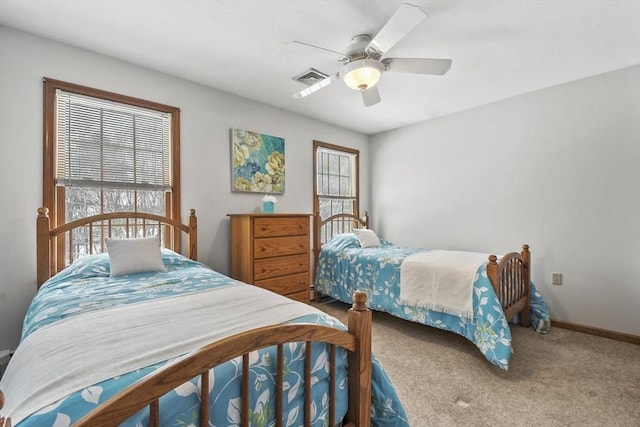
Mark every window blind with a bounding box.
[55,90,172,190]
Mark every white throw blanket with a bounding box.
[0,284,319,424]
[400,250,489,319]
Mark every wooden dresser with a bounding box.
[228,213,312,303]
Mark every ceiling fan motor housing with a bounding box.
[345,34,378,60]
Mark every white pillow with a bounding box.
[353,228,382,248]
[105,237,166,277]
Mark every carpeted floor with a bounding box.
[313,299,640,427]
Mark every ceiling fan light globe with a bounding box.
[342,59,384,91]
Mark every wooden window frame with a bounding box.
[313,140,360,219]
[43,78,181,253]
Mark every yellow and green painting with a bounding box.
[231,128,285,194]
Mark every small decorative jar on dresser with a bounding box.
[228,213,312,303]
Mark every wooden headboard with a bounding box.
[313,211,369,262]
[36,208,197,288]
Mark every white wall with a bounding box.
[0,26,370,350]
[370,65,640,336]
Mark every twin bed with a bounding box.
[314,213,550,370]
[0,209,408,426]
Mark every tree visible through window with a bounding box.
[43,78,181,258]
[313,140,359,229]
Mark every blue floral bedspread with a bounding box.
[314,234,551,370]
[10,250,409,426]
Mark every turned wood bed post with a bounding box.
[313,211,321,266]
[313,212,321,302]
[347,291,372,427]
[520,244,531,327]
[187,208,197,261]
[36,207,51,288]
[486,255,499,295]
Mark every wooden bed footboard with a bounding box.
[36,208,197,288]
[486,245,531,327]
[73,292,372,427]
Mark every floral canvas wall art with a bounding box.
[231,128,285,194]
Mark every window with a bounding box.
[43,78,180,257]
[313,140,359,222]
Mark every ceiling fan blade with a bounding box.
[289,40,346,60]
[361,85,381,107]
[368,3,426,53]
[382,58,452,75]
[292,74,338,99]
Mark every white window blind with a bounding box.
[55,89,172,190]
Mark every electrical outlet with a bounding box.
[552,272,563,285]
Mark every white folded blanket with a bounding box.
[0,284,318,424]
[400,250,489,319]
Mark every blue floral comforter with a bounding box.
[4,250,409,426]
[314,234,551,370]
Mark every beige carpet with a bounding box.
[313,300,640,427]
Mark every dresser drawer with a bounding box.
[254,235,309,259]
[254,217,309,238]
[254,272,310,295]
[254,254,309,280]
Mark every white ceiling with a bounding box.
[1,0,639,135]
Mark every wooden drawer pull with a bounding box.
[261,246,267,251]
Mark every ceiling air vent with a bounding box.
[293,68,330,86]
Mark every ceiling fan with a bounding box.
[291,3,452,107]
